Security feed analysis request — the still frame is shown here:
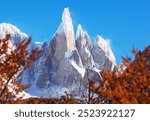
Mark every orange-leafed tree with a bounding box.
[90,46,150,104]
[0,34,41,103]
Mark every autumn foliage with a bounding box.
[1,96,83,104]
[90,46,150,104]
[0,34,41,103]
[1,34,150,104]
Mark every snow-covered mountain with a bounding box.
[0,23,44,50]
[0,8,117,98]
[0,23,28,40]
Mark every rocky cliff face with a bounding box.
[91,35,116,71]
[0,8,117,98]
[35,8,86,97]
[76,25,95,68]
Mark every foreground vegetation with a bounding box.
[90,46,150,104]
[0,97,83,104]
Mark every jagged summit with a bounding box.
[62,8,72,25]
[95,35,116,62]
[76,24,84,40]
[76,24,95,68]
[76,24,93,51]
[56,8,75,51]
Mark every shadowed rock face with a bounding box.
[76,25,95,69]
[91,36,116,71]
[0,8,117,97]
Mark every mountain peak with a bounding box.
[55,8,75,51]
[76,24,84,40]
[62,8,72,26]
[94,35,116,62]
[95,35,110,49]
[77,24,82,30]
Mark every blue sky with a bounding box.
[0,0,150,63]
